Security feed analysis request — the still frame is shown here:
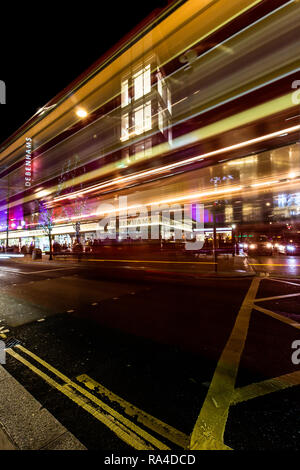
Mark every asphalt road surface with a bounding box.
[0,256,299,450]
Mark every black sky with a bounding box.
[0,1,169,146]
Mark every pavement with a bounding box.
[0,365,86,450]
[0,254,299,450]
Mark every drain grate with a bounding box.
[5,338,21,350]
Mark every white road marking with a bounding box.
[0,267,78,275]
[22,267,79,274]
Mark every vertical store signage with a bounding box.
[25,137,32,187]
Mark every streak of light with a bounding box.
[51,124,300,204]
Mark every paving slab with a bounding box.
[0,365,85,450]
[0,425,15,450]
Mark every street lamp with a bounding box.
[231,224,237,255]
[76,108,88,118]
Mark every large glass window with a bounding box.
[121,79,129,108]
[134,106,144,135]
[134,102,151,135]
[121,113,129,141]
[134,64,151,100]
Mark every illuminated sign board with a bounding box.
[25,138,32,187]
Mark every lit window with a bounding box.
[158,105,164,134]
[134,106,144,135]
[121,79,129,108]
[144,101,152,131]
[157,70,163,97]
[134,102,151,135]
[134,71,143,101]
[121,113,129,141]
[167,88,172,114]
[134,64,151,100]
[144,64,151,95]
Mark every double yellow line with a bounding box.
[6,344,188,450]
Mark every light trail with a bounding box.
[50,124,300,204]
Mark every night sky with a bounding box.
[0,1,169,147]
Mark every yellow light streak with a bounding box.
[1,92,298,213]
[51,124,300,204]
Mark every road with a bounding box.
[0,255,299,450]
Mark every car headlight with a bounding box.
[266,243,272,248]
[243,243,248,249]
[249,244,257,249]
[287,245,295,251]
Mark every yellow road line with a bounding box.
[86,258,217,265]
[249,264,300,267]
[77,374,189,449]
[9,345,170,450]
[253,305,300,330]
[190,277,260,450]
[231,371,300,405]
[6,348,155,450]
[255,293,300,302]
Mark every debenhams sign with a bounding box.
[25,137,32,187]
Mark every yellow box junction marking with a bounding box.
[190,277,261,450]
[253,305,300,330]
[232,371,300,405]
[255,293,300,302]
[189,276,300,449]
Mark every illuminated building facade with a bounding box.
[0,0,299,252]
